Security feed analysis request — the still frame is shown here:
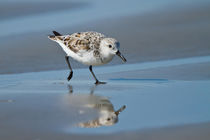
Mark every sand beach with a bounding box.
[0,0,210,139]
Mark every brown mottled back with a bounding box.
[49,31,106,53]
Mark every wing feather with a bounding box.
[62,32,105,54]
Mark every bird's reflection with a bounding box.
[66,85,126,128]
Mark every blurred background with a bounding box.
[0,0,210,74]
[1,1,210,139]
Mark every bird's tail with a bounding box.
[48,31,62,41]
[48,35,56,41]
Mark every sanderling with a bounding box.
[48,31,126,84]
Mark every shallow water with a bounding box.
[0,57,210,136]
[0,0,210,139]
[0,79,210,135]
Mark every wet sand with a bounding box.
[0,1,86,20]
[0,1,210,74]
[2,123,210,140]
[1,0,210,139]
[1,57,210,139]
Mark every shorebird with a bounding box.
[48,31,126,84]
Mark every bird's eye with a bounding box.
[107,118,111,121]
[109,45,112,48]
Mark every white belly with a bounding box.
[58,42,114,66]
[79,52,115,66]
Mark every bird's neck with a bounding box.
[101,53,115,64]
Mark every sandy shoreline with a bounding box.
[0,64,210,139]
[0,2,210,74]
[1,122,210,140]
[0,1,87,20]
[0,0,210,139]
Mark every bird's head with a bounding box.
[100,38,127,62]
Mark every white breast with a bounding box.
[58,42,114,66]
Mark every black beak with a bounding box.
[115,105,126,116]
[116,51,127,62]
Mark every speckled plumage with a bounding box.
[48,31,122,66]
[48,31,126,84]
[49,31,104,55]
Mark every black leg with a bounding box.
[89,65,106,85]
[65,56,73,81]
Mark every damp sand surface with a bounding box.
[0,57,210,140]
[0,0,210,74]
[0,0,210,139]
